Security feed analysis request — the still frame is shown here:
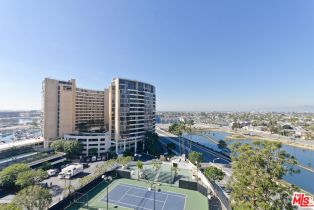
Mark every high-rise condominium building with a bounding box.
[109,78,156,153]
[42,77,155,154]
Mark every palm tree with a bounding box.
[136,160,143,181]
[187,120,194,151]
[217,140,227,152]
[172,164,179,183]
[177,121,187,155]
[64,184,75,197]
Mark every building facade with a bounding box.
[42,77,155,154]
[64,132,111,156]
[109,78,156,153]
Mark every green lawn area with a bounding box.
[65,178,208,210]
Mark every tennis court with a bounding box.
[65,178,208,210]
[101,183,186,210]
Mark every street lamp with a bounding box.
[102,175,112,210]
[148,181,157,210]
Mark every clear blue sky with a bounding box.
[0,0,313,111]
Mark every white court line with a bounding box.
[118,186,132,202]
[161,194,168,210]
[109,199,153,210]
[119,183,187,198]
[108,184,186,210]
[124,193,164,203]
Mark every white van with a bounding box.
[47,169,59,177]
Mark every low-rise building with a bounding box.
[64,132,111,156]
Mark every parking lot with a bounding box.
[41,161,105,205]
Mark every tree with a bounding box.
[0,203,22,210]
[0,163,30,189]
[217,140,228,152]
[136,161,143,181]
[229,141,299,210]
[13,185,52,210]
[63,184,75,197]
[168,122,187,136]
[188,151,203,166]
[144,132,160,155]
[50,140,64,152]
[152,160,161,173]
[117,156,133,166]
[204,166,225,182]
[187,120,194,150]
[232,122,240,130]
[172,163,179,183]
[166,143,176,153]
[269,125,279,134]
[16,169,47,188]
[88,148,98,156]
[187,120,194,133]
[123,149,133,157]
[40,162,52,171]
[50,140,82,157]
[63,140,82,157]
[168,123,178,133]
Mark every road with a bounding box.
[41,161,105,206]
[157,128,232,178]
[157,128,232,208]
[157,128,230,164]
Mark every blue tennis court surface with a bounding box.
[101,183,186,210]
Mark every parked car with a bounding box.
[58,164,83,179]
[92,156,97,162]
[47,169,59,177]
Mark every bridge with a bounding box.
[28,152,66,168]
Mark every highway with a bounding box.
[157,128,314,176]
[157,128,232,179]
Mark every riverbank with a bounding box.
[204,128,314,151]
[158,127,314,195]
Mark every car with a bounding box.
[47,169,59,177]
[51,186,62,196]
[92,156,97,161]
[224,187,232,193]
[38,182,48,188]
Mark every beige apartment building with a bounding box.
[42,78,155,154]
